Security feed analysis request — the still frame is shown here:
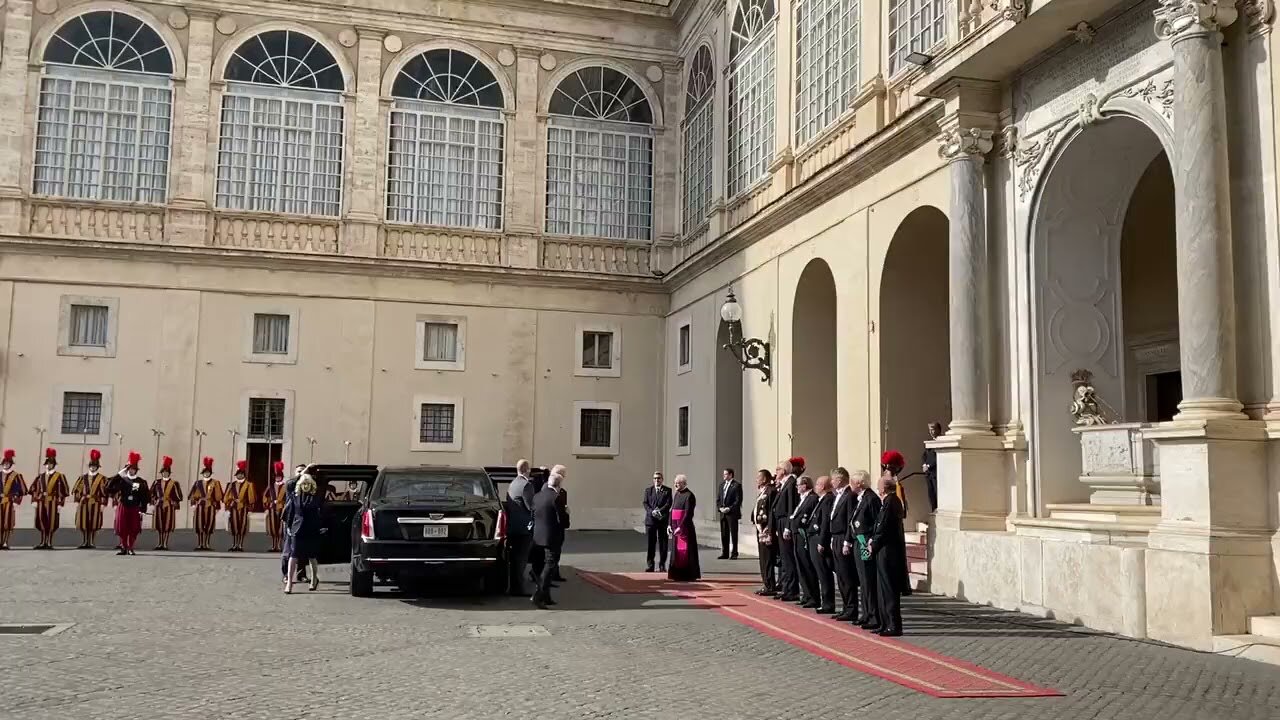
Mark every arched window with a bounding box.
[682,46,714,234]
[795,0,859,145]
[888,0,944,75]
[215,30,345,217]
[545,66,653,242]
[386,48,505,230]
[727,0,777,197]
[34,10,175,203]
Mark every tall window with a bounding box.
[682,46,715,235]
[545,66,654,241]
[216,30,345,217]
[888,0,946,76]
[68,304,109,347]
[61,392,103,435]
[728,0,778,197]
[252,313,291,355]
[387,49,505,230]
[34,11,174,203]
[795,0,860,145]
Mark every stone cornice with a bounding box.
[665,100,946,287]
[0,236,666,295]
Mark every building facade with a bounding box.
[1,0,1278,650]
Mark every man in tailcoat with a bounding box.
[807,476,837,614]
[869,475,908,637]
[643,471,672,572]
[771,458,802,601]
[845,469,882,629]
[828,468,858,620]
[789,476,820,608]
[531,469,569,609]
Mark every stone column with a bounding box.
[505,47,542,269]
[1155,0,1246,419]
[939,124,994,436]
[167,11,216,246]
[0,0,33,232]
[343,28,385,258]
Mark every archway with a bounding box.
[791,259,838,478]
[715,320,744,517]
[1030,115,1177,510]
[879,206,950,527]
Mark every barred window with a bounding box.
[62,392,103,435]
[420,403,455,444]
[728,0,778,197]
[69,304,109,347]
[216,30,345,217]
[34,11,174,203]
[795,0,860,146]
[678,324,691,368]
[677,406,690,448]
[888,0,946,76]
[422,322,458,363]
[252,313,290,355]
[682,46,715,235]
[387,49,504,230]
[582,330,614,369]
[247,397,286,439]
[545,67,654,241]
[579,408,613,448]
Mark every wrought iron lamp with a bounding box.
[720,287,771,383]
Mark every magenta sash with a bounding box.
[671,508,689,568]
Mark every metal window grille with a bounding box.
[422,322,458,362]
[678,325,691,367]
[795,0,860,146]
[888,0,946,76]
[582,331,614,369]
[678,406,690,447]
[252,313,290,355]
[728,0,778,197]
[247,398,286,439]
[545,67,654,242]
[68,304,109,347]
[579,408,613,448]
[61,392,102,435]
[34,11,174,203]
[420,403,455,444]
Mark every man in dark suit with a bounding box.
[846,469,882,629]
[807,476,837,614]
[506,460,537,596]
[531,469,569,609]
[716,468,743,559]
[828,468,858,620]
[643,471,673,572]
[870,475,907,636]
[789,476,820,607]
[772,458,802,601]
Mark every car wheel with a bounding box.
[350,564,374,597]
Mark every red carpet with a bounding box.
[578,570,1063,699]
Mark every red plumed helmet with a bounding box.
[89,449,101,464]
[273,461,285,475]
[44,447,57,462]
[127,451,142,467]
[881,450,906,469]
[161,456,173,472]
[236,460,247,474]
[2,449,14,462]
[789,456,806,469]
[202,457,214,472]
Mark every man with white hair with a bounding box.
[531,466,569,608]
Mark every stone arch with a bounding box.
[791,257,838,478]
[541,57,664,128]
[380,39,514,112]
[31,1,188,79]
[1027,113,1176,511]
[715,317,744,496]
[212,21,355,94]
[879,205,950,524]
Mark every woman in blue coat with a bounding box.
[283,473,323,593]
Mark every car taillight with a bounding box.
[360,510,374,541]
[496,509,507,541]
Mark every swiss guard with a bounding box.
[0,449,26,550]
[263,461,287,553]
[31,448,70,549]
[224,460,255,552]
[151,456,183,551]
[188,457,222,551]
[72,449,109,548]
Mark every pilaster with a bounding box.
[772,0,794,162]
[655,59,683,248]
[509,47,542,235]
[0,0,34,233]
[346,28,385,226]
[168,10,217,246]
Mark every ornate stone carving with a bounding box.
[1070,21,1097,43]
[1070,369,1117,426]
[34,0,56,15]
[539,53,557,71]
[28,201,165,243]
[497,48,516,67]
[995,126,1018,159]
[383,35,403,53]
[645,65,664,82]
[210,214,340,254]
[1153,0,1239,40]
[937,127,994,161]
[540,239,651,276]
[1014,126,1059,198]
[381,227,503,265]
[1242,0,1274,33]
[168,9,189,30]
[989,0,1027,22]
[1116,77,1175,118]
[1078,93,1104,126]
[338,29,358,48]
[215,16,238,35]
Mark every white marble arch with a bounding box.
[1023,109,1173,513]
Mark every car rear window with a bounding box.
[376,471,496,500]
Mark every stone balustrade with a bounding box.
[209,212,341,254]
[380,225,504,266]
[27,199,166,243]
[540,237,651,276]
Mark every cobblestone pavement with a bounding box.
[2,528,1279,720]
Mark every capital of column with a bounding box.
[1154,0,1238,42]
[937,126,995,163]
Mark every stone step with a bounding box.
[906,543,928,561]
[909,559,928,576]
[1212,634,1280,667]
[909,573,930,593]
[1249,616,1280,639]
[1045,503,1162,524]
[903,530,927,545]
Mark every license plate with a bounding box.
[423,525,449,539]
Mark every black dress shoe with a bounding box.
[730,553,739,559]
[862,624,882,632]
[531,596,548,609]
[816,607,836,615]
[755,588,771,596]
[778,594,799,602]
[801,602,819,609]
[834,612,855,621]
[716,555,729,560]
[877,628,902,637]
[116,549,127,556]
[645,565,655,573]
[658,565,666,572]
[128,549,136,556]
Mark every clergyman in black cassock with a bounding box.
[790,478,819,607]
[643,473,673,571]
[772,460,802,600]
[807,477,837,613]
[848,472,882,628]
[828,469,859,620]
[871,479,909,636]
